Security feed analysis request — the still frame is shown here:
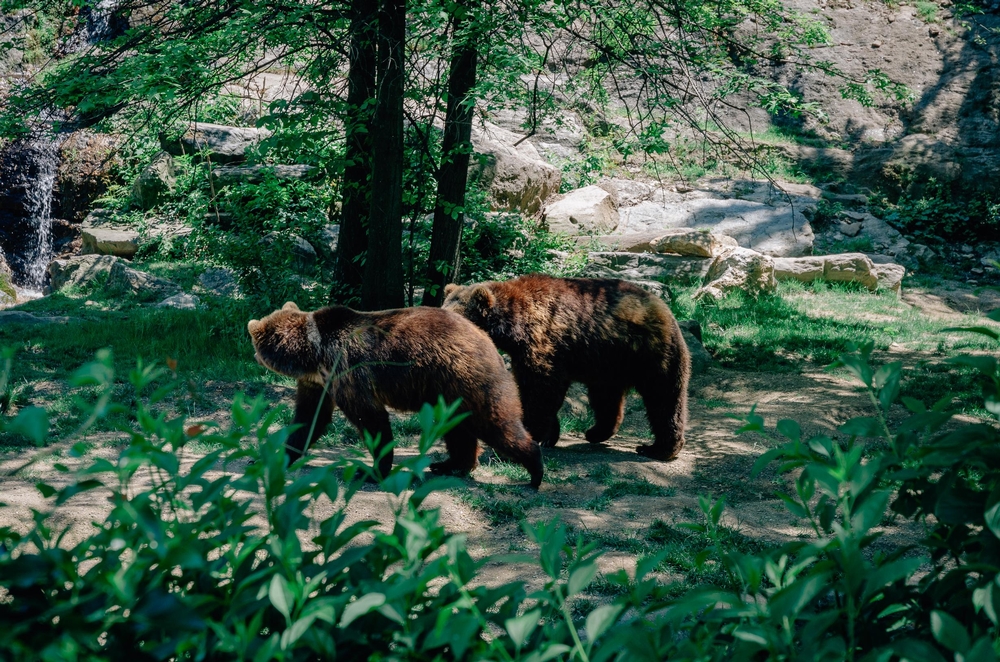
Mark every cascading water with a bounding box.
[0,127,63,294]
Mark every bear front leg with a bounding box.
[340,401,395,480]
[430,423,481,478]
[286,379,334,464]
[584,382,627,444]
[517,375,569,448]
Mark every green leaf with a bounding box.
[282,614,317,649]
[966,637,999,662]
[339,593,385,628]
[777,419,801,441]
[930,610,970,653]
[584,604,623,642]
[505,609,541,649]
[769,571,831,618]
[568,560,598,595]
[839,417,882,437]
[985,501,1000,540]
[35,482,56,499]
[269,575,294,621]
[8,407,48,446]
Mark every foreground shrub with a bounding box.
[4,328,1000,659]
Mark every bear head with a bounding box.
[247,301,322,379]
[442,283,498,327]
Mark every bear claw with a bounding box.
[636,444,681,461]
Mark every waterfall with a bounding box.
[0,129,63,293]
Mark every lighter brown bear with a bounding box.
[442,275,690,460]
[247,302,543,487]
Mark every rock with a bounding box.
[0,311,70,325]
[694,248,777,302]
[106,261,180,299]
[469,122,561,215]
[650,229,738,258]
[895,243,936,271]
[47,254,119,291]
[80,227,140,259]
[617,196,814,257]
[841,222,863,237]
[583,251,713,282]
[54,130,122,221]
[159,123,270,163]
[542,185,619,235]
[773,253,905,293]
[820,191,869,205]
[263,233,317,274]
[598,178,655,206]
[681,326,712,375]
[210,164,316,186]
[51,218,81,256]
[197,267,240,297]
[823,253,880,290]
[319,225,339,257]
[130,151,176,210]
[156,293,201,310]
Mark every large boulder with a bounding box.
[469,122,561,215]
[772,253,905,294]
[159,123,270,163]
[694,248,777,302]
[106,261,180,299]
[211,164,316,186]
[542,185,619,235]
[80,227,140,259]
[47,254,119,291]
[53,129,122,221]
[130,151,176,210]
[650,229,738,258]
[617,195,814,257]
[584,251,713,283]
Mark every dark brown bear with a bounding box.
[247,302,543,487]
[442,275,690,460]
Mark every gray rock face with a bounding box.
[319,225,339,257]
[542,185,619,235]
[80,227,140,259]
[156,293,202,310]
[0,311,70,325]
[106,261,180,298]
[618,196,814,258]
[584,251,713,282]
[197,267,240,297]
[469,122,562,215]
[211,164,316,186]
[264,233,317,274]
[47,254,119,291]
[159,123,270,163]
[130,151,176,210]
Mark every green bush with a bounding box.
[6,328,1000,659]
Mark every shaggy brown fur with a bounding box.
[247,302,543,487]
[443,275,690,460]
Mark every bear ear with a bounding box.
[470,285,496,309]
[247,319,261,335]
[444,283,461,297]
[282,301,300,312]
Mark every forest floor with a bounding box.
[1,276,998,598]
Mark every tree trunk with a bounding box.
[330,0,378,306]
[421,0,479,307]
[360,0,405,311]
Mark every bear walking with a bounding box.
[442,275,690,460]
[247,302,543,487]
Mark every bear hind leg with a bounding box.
[584,382,627,444]
[635,370,687,461]
[480,422,543,489]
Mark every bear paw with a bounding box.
[584,427,612,444]
[636,444,681,461]
[428,460,472,477]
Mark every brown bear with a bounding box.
[247,302,543,487]
[442,275,690,460]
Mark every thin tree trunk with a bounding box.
[360,0,405,311]
[422,0,478,307]
[330,0,377,306]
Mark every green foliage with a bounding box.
[879,178,1000,241]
